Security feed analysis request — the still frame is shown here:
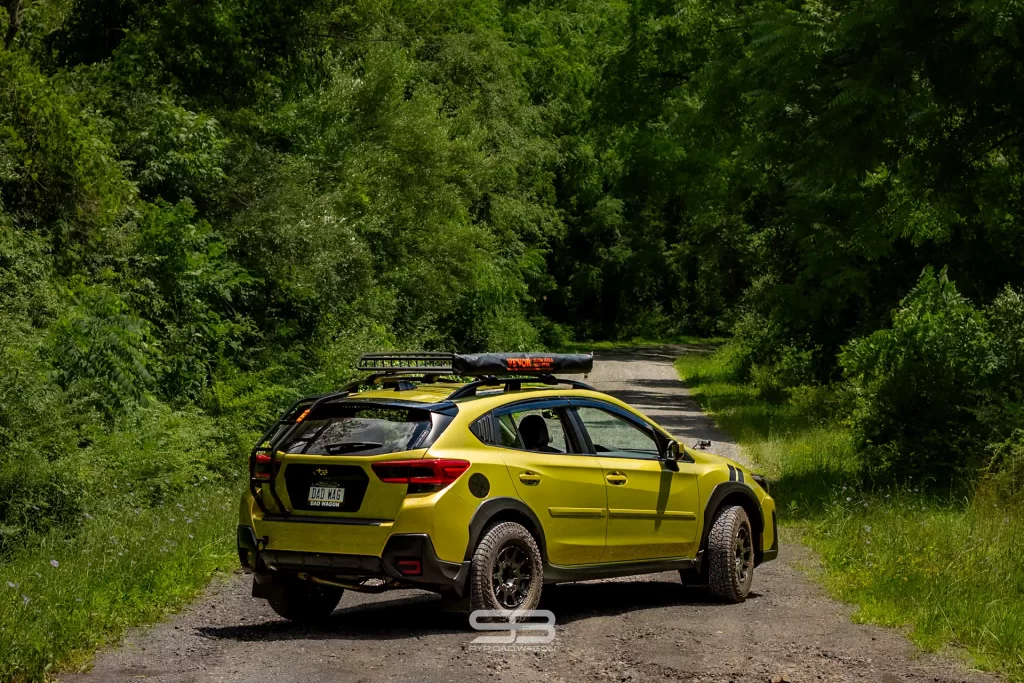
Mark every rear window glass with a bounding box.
[283,405,432,456]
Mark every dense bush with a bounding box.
[841,269,1024,484]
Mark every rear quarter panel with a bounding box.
[425,423,523,563]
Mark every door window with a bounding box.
[497,407,574,454]
[575,406,659,459]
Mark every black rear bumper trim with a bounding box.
[259,515,389,526]
[249,534,468,596]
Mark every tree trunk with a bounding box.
[3,0,22,50]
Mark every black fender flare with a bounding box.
[464,497,547,562]
[699,481,765,558]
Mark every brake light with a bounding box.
[371,459,470,488]
[252,451,273,481]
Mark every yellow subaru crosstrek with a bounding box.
[238,353,778,621]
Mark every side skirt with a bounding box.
[544,557,698,584]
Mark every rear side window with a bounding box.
[283,406,433,456]
[497,413,521,448]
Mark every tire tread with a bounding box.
[469,521,543,611]
[706,505,753,603]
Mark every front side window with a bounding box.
[575,406,659,459]
[283,405,432,456]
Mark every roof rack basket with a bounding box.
[356,352,455,374]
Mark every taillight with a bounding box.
[251,450,273,481]
[371,459,470,490]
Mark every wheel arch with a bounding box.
[464,497,547,563]
[699,482,765,564]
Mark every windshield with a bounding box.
[282,405,433,456]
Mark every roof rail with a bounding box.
[446,374,596,400]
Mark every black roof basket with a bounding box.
[357,352,455,373]
[356,352,594,377]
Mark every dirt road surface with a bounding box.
[60,347,999,683]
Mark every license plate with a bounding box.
[308,484,345,508]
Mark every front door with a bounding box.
[495,400,608,566]
[571,401,700,562]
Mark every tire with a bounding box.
[706,505,755,603]
[469,521,544,612]
[268,582,343,623]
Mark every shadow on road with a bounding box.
[198,578,740,642]
[591,345,718,363]
[541,578,728,624]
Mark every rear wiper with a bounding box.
[325,441,384,454]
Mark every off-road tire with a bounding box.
[268,582,343,623]
[469,521,544,612]
[706,505,755,603]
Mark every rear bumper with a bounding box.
[239,526,469,595]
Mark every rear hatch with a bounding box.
[262,400,455,521]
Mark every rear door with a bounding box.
[570,400,700,562]
[490,399,608,566]
[268,401,452,522]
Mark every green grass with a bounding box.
[676,345,1024,682]
[0,484,236,681]
[556,335,729,353]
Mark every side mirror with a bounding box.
[662,440,681,461]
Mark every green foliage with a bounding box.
[47,281,160,416]
[679,345,1024,683]
[133,199,256,401]
[840,268,995,482]
[839,269,1024,485]
[116,94,229,201]
[0,486,235,682]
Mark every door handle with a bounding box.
[605,472,628,485]
[519,471,541,486]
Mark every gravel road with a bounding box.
[60,346,1000,683]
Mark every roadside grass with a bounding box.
[0,485,236,681]
[556,335,728,353]
[674,349,859,515]
[676,346,1024,682]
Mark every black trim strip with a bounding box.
[738,468,744,484]
[544,557,697,583]
[761,509,779,563]
[727,464,735,482]
[259,515,389,526]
